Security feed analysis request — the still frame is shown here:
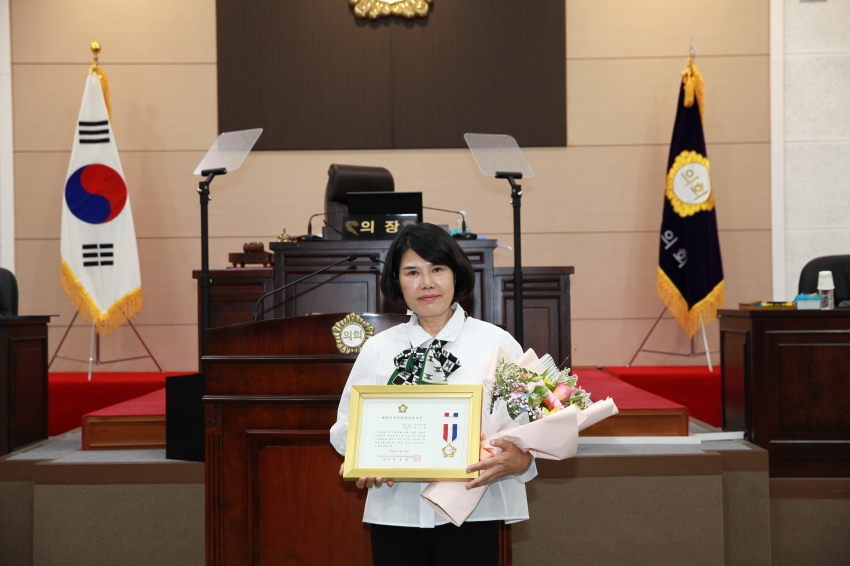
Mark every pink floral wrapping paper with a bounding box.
[420,347,619,526]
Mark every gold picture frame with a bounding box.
[349,0,432,20]
[343,385,482,482]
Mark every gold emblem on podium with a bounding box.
[332,313,375,354]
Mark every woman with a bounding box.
[330,223,535,566]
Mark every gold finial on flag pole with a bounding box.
[88,41,112,121]
[89,41,102,73]
[682,37,704,122]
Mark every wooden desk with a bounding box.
[195,242,573,366]
[0,316,50,456]
[719,308,850,477]
[191,268,274,361]
[269,240,497,321]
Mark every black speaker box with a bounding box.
[165,374,206,462]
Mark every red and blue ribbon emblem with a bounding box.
[442,412,458,442]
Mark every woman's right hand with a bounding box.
[339,463,393,488]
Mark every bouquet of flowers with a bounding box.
[421,347,619,525]
[488,357,593,423]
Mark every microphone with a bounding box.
[252,254,358,321]
[422,206,477,240]
[323,219,343,238]
[369,253,384,264]
[297,212,329,241]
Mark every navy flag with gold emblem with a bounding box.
[657,58,724,338]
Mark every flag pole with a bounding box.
[87,320,95,381]
[700,315,713,372]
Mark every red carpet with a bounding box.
[84,387,166,418]
[49,372,193,436]
[81,388,165,448]
[56,369,690,439]
[602,366,720,427]
[573,369,688,412]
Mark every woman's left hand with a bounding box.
[464,438,532,490]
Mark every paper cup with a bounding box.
[817,271,835,291]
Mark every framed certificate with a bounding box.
[342,385,482,482]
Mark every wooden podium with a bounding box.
[0,315,50,457]
[203,313,513,565]
[719,308,850,477]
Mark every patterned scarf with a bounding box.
[387,339,462,385]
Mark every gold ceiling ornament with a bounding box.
[349,0,432,20]
[332,313,375,354]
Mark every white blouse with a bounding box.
[330,304,537,528]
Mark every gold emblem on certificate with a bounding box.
[332,313,375,354]
[343,385,482,482]
[349,0,432,20]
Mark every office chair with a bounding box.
[798,255,850,304]
[0,267,18,316]
[324,164,394,240]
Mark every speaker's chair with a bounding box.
[798,255,850,304]
[324,164,394,240]
[0,267,18,316]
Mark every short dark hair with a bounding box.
[380,223,475,308]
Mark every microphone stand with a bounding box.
[298,212,328,241]
[198,168,227,364]
[496,171,524,348]
[422,206,477,240]
[252,254,359,321]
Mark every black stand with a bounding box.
[496,171,524,348]
[198,168,227,369]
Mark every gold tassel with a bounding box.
[681,57,705,124]
[88,41,112,122]
[61,259,142,337]
[657,267,724,339]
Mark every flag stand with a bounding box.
[627,308,718,370]
[48,311,163,379]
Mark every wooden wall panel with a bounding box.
[10,0,772,370]
[12,64,216,152]
[216,0,393,151]
[567,0,769,59]
[10,0,216,63]
[390,1,566,148]
[16,237,270,330]
[15,151,206,240]
[489,231,770,325]
[216,0,565,150]
[46,324,197,372]
[463,143,770,235]
[13,141,769,244]
[567,56,770,146]
[573,318,721,367]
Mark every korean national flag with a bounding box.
[60,72,141,336]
